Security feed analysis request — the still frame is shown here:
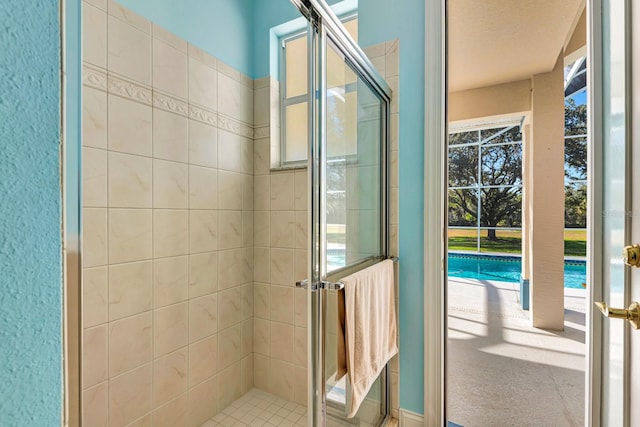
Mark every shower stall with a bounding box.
[77,0,397,425]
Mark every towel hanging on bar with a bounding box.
[336,259,398,418]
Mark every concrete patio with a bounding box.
[446,277,586,426]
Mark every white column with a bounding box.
[521,120,532,304]
[528,54,565,330]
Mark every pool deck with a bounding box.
[447,277,585,427]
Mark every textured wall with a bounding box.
[0,0,62,425]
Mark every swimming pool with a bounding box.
[447,253,587,289]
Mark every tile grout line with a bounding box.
[185,39,193,421]
[148,20,155,422]
[104,5,111,423]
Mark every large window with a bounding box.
[564,57,587,256]
[279,16,358,166]
[448,124,523,253]
[564,100,587,227]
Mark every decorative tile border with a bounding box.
[82,64,107,92]
[218,113,254,139]
[108,73,152,105]
[254,126,270,139]
[83,62,255,138]
[153,90,189,117]
[189,105,217,127]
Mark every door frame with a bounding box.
[586,0,603,425]
[62,0,83,425]
[423,0,446,425]
[424,0,606,425]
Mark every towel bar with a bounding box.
[296,279,345,291]
[295,256,398,291]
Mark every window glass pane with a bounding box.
[326,40,381,272]
[480,144,522,187]
[449,130,477,146]
[327,89,358,157]
[285,102,308,162]
[448,188,478,226]
[327,43,345,89]
[447,227,479,252]
[448,146,478,187]
[285,35,307,98]
[448,123,523,253]
[565,136,587,181]
[480,125,520,144]
[479,187,522,228]
[344,17,358,41]
[327,41,358,89]
[565,99,587,136]
[281,17,359,165]
[565,182,587,228]
[478,228,522,255]
[345,90,358,155]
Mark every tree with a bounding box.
[564,98,587,228]
[564,98,587,180]
[448,100,587,244]
[565,182,587,228]
[448,126,522,241]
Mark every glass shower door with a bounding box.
[302,3,391,425]
[323,38,387,427]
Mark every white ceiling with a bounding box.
[448,0,584,92]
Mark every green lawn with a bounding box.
[326,227,587,257]
[448,229,586,257]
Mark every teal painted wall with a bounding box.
[359,0,425,415]
[115,0,254,77]
[0,0,63,424]
[252,0,304,79]
[67,0,82,273]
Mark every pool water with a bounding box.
[447,253,587,289]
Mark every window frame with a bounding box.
[278,13,358,168]
[447,123,524,251]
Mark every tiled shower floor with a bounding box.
[202,388,307,427]
[203,387,396,427]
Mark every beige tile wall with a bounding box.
[81,2,254,426]
[82,1,400,423]
[253,76,308,405]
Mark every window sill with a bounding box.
[270,162,307,172]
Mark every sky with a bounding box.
[567,89,586,106]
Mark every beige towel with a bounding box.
[336,259,398,418]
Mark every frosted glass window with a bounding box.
[285,35,307,98]
[280,16,358,165]
[284,102,308,163]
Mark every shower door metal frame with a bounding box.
[290,1,392,425]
